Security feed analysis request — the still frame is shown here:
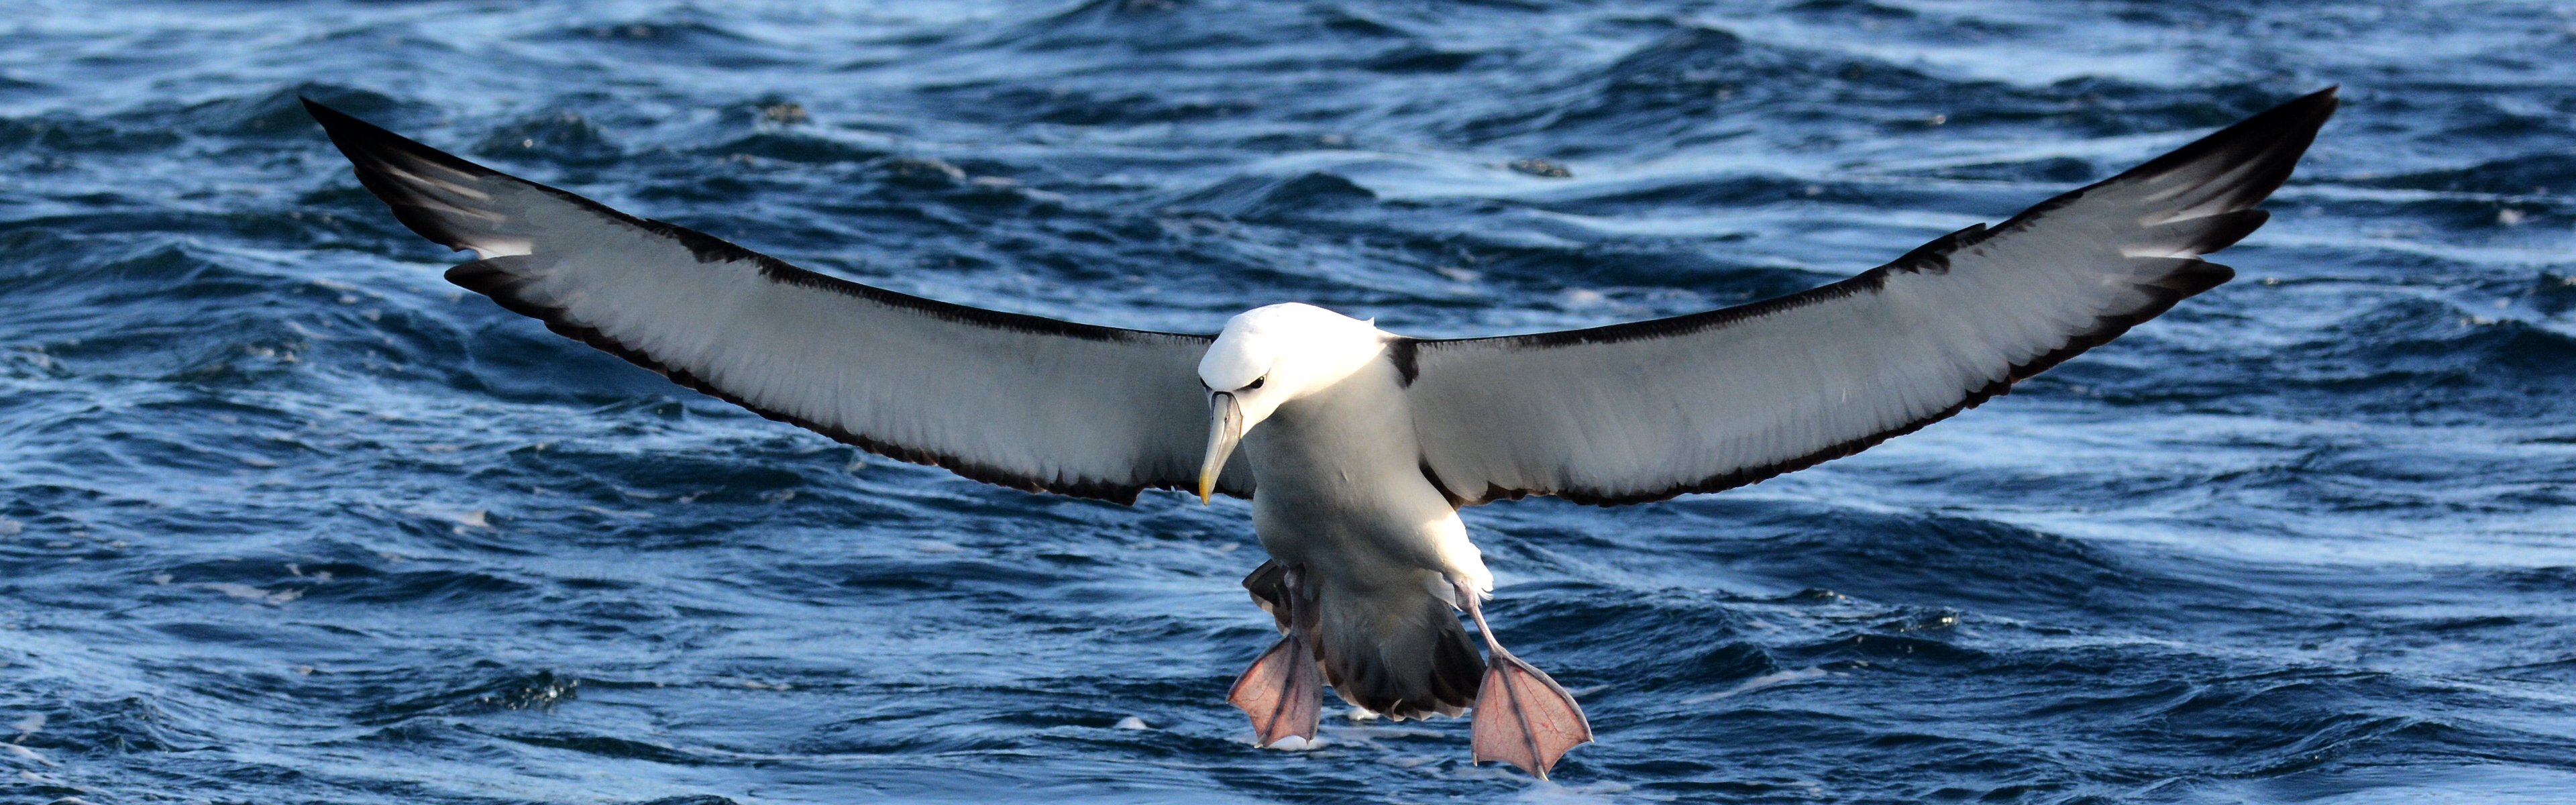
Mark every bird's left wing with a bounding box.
[1401,88,2335,507]
[306,99,1246,504]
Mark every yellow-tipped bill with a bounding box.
[1198,392,1244,504]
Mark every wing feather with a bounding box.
[1405,88,2336,506]
[306,99,1247,503]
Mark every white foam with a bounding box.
[3,743,54,767]
[1682,666,1835,704]
[1509,779,1633,804]
[199,583,300,606]
[407,506,491,533]
[204,582,266,600]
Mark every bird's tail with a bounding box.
[1248,562,1482,720]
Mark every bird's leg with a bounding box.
[1456,580,1592,780]
[1230,564,1322,747]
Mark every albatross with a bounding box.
[303,88,2336,779]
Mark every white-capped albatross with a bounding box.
[303,88,2337,780]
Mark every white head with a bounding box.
[1193,303,1387,502]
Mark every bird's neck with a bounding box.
[1252,361,1414,470]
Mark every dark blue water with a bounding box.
[6,1,2575,802]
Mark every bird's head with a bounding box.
[1194,303,1386,502]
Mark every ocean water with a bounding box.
[5,1,2575,802]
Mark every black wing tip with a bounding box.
[304,98,500,179]
[2224,84,2339,162]
[2118,85,2338,194]
[2267,85,2340,117]
[301,95,396,156]
[301,95,399,153]
[2190,85,2339,152]
[303,97,517,254]
[299,95,371,131]
[2288,85,2341,115]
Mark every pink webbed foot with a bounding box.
[1458,582,1592,780]
[1230,562,1322,747]
[1228,632,1323,746]
[1470,649,1592,779]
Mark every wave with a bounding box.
[5,1,2575,802]
[1173,170,1376,221]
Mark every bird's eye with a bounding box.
[1244,376,1266,390]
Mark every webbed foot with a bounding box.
[1458,581,1592,780]
[1232,562,1322,746]
[1229,632,1323,746]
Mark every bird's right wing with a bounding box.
[1401,89,2337,506]
[307,99,1248,504]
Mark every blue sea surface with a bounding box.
[5,1,2576,802]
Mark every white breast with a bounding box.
[1243,353,1492,597]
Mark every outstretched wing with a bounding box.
[306,99,1247,504]
[1403,88,2337,506]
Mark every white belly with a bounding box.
[1240,363,1492,596]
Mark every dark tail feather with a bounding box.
[1313,579,1483,720]
[1243,561,1482,720]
